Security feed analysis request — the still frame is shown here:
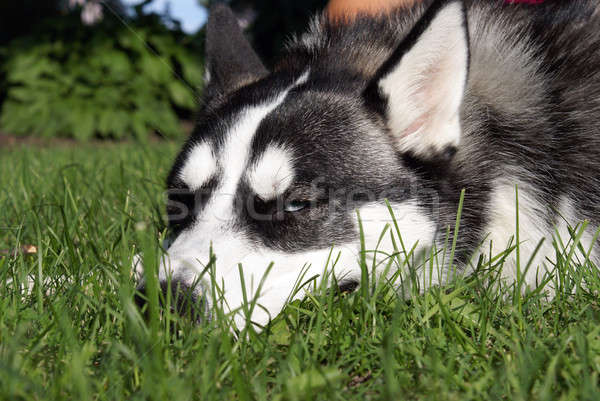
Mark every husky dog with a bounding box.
[138,0,600,328]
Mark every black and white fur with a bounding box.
[138,0,600,328]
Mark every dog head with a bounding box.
[160,0,469,328]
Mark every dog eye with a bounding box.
[283,200,310,213]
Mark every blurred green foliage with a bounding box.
[0,4,204,140]
[0,0,328,140]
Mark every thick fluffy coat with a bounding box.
[141,0,600,328]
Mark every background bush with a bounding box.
[0,0,329,141]
[0,8,204,140]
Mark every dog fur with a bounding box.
[137,0,600,329]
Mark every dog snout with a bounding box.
[135,278,209,323]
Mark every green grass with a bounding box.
[1,143,600,401]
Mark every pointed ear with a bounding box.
[204,4,268,100]
[366,0,469,158]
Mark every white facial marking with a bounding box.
[201,199,437,330]
[195,70,310,223]
[179,142,217,191]
[160,71,326,329]
[161,84,297,280]
[162,195,439,330]
[247,146,295,200]
[208,97,290,223]
[378,2,468,156]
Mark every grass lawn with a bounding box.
[1,143,600,400]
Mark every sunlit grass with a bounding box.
[1,143,599,400]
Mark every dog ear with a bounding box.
[204,4,268,101]
[365,0,469,158]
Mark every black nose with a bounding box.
[135,280,207,323]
